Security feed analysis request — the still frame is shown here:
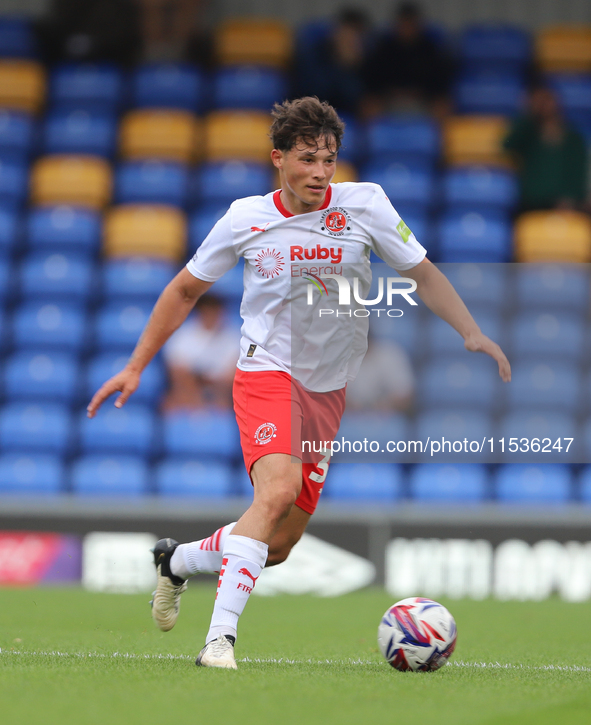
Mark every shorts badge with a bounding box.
[254,422,277,445]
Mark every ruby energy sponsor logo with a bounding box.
[255,248,285,279]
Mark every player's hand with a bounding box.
[86,367,141,418]
[464,333,511,383]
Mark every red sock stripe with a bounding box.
[213,527,223,551]
[215,557,228,600]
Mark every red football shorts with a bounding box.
[233,369,346,515]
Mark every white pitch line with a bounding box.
[1,649,591,673]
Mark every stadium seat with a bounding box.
[132,63,207,113]
[0,109,35,163]
[94,302,152,351]
[514,211,591,263]
[326,463,403,501]
[506,361,580,413]
[103,205,186,261]
[536,26,591,73]
[30,155,112,209]
[365,117,440,164]
[78,404,156,455]
[0,453,64,495]
[509,312,586,360]
[0,157,28,210]
[156,458,234,498]
[0,60,45,113]
[409,464,488,502]
[162,409,241,458]
[547,74,591,118]
[0,258,12,301]
[4,350,79,403]
[101,258,176,301]
[441,167,518,211]
[441,263,507,310]
[189,205,228,249]
[204,111,272,162]
[71,454,149,496]
[0,402,71,453]
[115,160,190,207]
[459,25,531,73]
[495,464,572,503]
[215,19,292,68]
[49,63,124,114]
[368,305,422,356]
[0,17,37,58]
[334,413,409,463]
[514,264,589,312]
[497,411,577,453]
[0,208,19,258]
[418,355,500,410]
[43,110,117,157]
[192,161,273,207]
[415,410,493,455]
[12,301,87,351]
[443,116,509,166]
[454,71,525,116]
[335,113,363,164]
[438,211,511,262]
[85,352,165,405]
[213,65,287,111]
[579,466,591,503]
[19,252,94,302]
[27,205,101,254]
[361,161,435,214]
[119,110,202,163]
[331,160,358,184]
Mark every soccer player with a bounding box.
[87,97,510,669]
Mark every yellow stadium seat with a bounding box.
[332,161,358,184]
[120,110,202,163]
[536,26,591,72]
[0,60,45,113]
[216,18,292,68]
[514,211,591,263]
[31,155,112,209]
[443,116,510,167]
[205,111,272,162]
[104,205,186,261]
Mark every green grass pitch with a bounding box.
[1,585,591,725]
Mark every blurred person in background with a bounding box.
[362,1,452,118]
[162,294,239,411]
[504,86,588,212]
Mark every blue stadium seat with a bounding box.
[547,75,591,117]
[213,66,287,111]
[514,265,589,312]
[0,453,64,494]
[13,302,87,351]
[365,118,440,164]
[0,258,11,303]
[410,464,488,502]
[497,411,577,452]
[495,464,572,503]
[441,263,507,309]
[71,454,149,496]
[442,167,518,211]
[78,404,156,455]
[506,361,580,412]
[337,113,364,164]
[454,71,525,116]
[27,206,101,254]
[369,305,423,356]
[336,413,409,462]
[85,353,165,405]
[0,207,19,258]
[50,64,124,114]
[115,160,190,207]
[94,302,152,351]
[102,258,176,301]
[0,110,35,163]
[132,63,207,112]
[4,351,79,403]
[438,211,511,262]
[0,403,72,453]
[460,25,531,73]
[418,356,500,410]
[426,312,502,356]
[361,162,435,214]
[326,462,403,501]
[43,110,117,157]
[0,158,28,210]
[509,312,586,360]
[19,252,94,302]
[192,161,273,207]
[579,466,591,503]
[156,459,233,497]
[0,17,37,58]
[163,410,241,458]
[189,205,228,249]
[415,410,493,451]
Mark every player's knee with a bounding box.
[260,485,299,523]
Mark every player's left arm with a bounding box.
[403,258,511,382]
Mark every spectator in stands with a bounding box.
[162,295,239,411]
[295,8,370,116]
[504,86,588,212]
[362,1,452,118]
[344,334,415,412]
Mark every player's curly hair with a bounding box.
[270,97,345,153]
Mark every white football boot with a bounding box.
[196,635,238,670]
[150,538,188,632]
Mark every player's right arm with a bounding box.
[86,268,213,417]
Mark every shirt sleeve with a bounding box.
[367,186,427,271]
[186,208,239,282]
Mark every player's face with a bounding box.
[272,136,337,212]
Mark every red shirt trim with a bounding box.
[273,186,333,218]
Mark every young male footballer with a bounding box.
[87,97,510,669]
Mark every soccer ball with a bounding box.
[377,597,457,672]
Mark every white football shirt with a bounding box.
[186,182,426,392]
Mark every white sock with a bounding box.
[170,523,237,579]
[205,534,268,644]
